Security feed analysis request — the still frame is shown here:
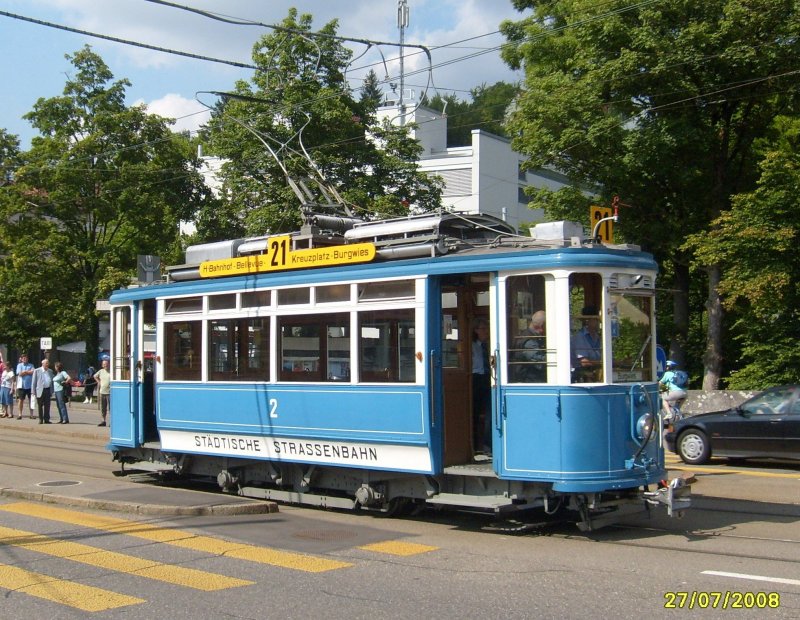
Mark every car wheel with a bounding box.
[677,429,710,465]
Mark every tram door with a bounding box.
[440,275,491,465]
[109,299,157,446]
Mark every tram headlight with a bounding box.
[636,413,655,441]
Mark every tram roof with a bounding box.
[109,238,657,304]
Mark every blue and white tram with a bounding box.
[106,214,688,528]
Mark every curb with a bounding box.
[0,486,279,516]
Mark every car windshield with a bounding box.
[741,386,799,415]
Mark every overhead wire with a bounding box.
[3,0,794,191]
[0,9,257,70]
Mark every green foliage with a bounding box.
[686,116,800,388]
[424,82,520,147]
[0,46,210,358]
[501,0,800,386]
[360,69,385,110]
[200,9,442,238]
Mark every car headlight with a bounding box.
[636,413,655,441]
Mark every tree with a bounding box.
[360,68,385,109]
[425,82,520,147]
[0,46,210,360]
[501,0,800,388]
[0,129,20,186]
[200,9,442,239]
[687,116,800,388]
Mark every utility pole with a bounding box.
[397,0,409,125]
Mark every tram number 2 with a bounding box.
[269,398,278,418]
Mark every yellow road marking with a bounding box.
[668,465,800,479]
[0,525,252,590]
[358,541,437,556]
[0,503,352,573]
[0,562,144,611]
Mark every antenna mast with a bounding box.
[397,0,409,125]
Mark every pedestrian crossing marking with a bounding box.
[358,541,438,556]
[0,525,253,590]
[0,562,144,611]
[0,502,352,573]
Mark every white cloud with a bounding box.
[138,94,210,135]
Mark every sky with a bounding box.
[1,0,525,148]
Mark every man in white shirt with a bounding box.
[31,358,54,424]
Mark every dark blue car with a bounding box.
[665,385,800,465]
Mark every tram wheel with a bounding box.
[677,429,710,465]
[381,497,413,517]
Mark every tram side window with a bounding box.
[208,318,270,381]
[164,321,202,381]
[359,309,415,383]
[279,313,349,381]
[506,275,548,383]
[570,273,603,383]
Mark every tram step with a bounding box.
[426,493,514,511]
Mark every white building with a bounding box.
[377,104,583,232]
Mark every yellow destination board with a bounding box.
[199,236,377,278]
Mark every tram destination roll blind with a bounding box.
[200,236,376,278]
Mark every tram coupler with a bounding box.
[643,472,693,517]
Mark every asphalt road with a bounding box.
[0,407,798,618]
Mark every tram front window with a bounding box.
[609,292,654,383]
[570,274,603,383]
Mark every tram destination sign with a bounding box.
[199,236,376,278]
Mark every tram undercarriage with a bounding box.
[112,447,690,530]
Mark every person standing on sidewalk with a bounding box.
[15,354,35,419]
[95,359,111,427]
[82,365,96,403]
[0,365,14,419]
[52,362,71,424]
[31,358,54,424]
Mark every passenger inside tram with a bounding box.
[571,305,602,382]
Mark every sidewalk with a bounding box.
[0,399,276,516]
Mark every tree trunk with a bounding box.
[703,264,723,390]
[669,262,691,365]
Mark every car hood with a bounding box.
[673,408,738,429]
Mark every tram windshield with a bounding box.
[570,274,603,383]
[568,273,655,384]
[609,292,653,383]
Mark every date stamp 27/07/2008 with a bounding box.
[664,591,780,609]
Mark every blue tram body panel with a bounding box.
[499,385,663,491]
[155,384,432,473]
